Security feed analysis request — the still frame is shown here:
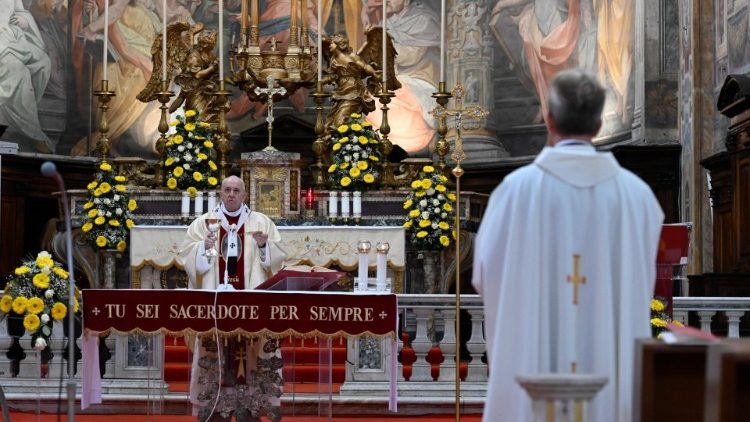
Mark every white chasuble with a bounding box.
[472,145,664,422]
[179,208,287,290]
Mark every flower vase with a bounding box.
[6,314,26,377]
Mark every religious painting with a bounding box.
[717,0,727,58]
[489,0,636,139]
[727,6,750,73]
[256,181,283,218]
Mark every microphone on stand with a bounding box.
[41,161,77,422]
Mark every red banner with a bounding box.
[82,289,398,338]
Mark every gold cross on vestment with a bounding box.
[567,254,586,305]
[234,346,247,380]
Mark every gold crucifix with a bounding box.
[234,346,247,380]
[567,254,586,305]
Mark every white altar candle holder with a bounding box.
[195,191,204,215]
[340,191,350,220]
[181,191,190,221]
[356,240,371,292]
[376,241,389,292]
[353,191,362,222]
[207,191,217,212]
[328,191,338,220]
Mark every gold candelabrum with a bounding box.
[93,80,116,160]
[213,80,232,180]
[377,86,396,188]
[154,80,173,187]
[431,81,453,180]
[311,80,331,188]
[431,83,488,422]
[229,0,315,104]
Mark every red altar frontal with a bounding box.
[81,289,399,411]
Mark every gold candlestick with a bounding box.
[214,80,232,180]
[377,87,396,188]
[93,80,116,160]
[312,80,330,188]
[431,81,452,180]
[154,80,173,187]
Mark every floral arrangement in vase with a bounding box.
[402,165,456,250]
[1,251,81,359]
[327,113,384,190]
[650,297,683,338]
[82,161,137,252]
[164,109,219,196]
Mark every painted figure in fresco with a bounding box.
[0,0,53,152]
[361,0,440,154]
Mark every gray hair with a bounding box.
[548,69,606,136]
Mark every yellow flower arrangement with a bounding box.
[651,297,680,338]
[328,114,384,191]
[402,165,456,250]
[82,160,137,252]
[2,251,82,357]
[164,110,218,194]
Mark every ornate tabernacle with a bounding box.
[241,150,302,218]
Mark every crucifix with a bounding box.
[234,346,247,380]
[254,75,287,151]
[567,254,586,305]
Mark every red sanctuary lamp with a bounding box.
[304,187,315,218]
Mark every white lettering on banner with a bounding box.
[309,306,374,322]
[168,304,260,320]
[270,305,299,320]
[136,304,160,319]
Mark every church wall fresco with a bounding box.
[1,0,642,162]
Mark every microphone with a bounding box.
[41,161,77,422]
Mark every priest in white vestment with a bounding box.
[472,69,664,422]
[178,175,287,422]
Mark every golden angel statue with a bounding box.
[137,22,225,123]
[322,28,401,130]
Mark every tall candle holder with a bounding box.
[432,81,453,181]
[154,80,173,187]
[312,80,330,188]
[376,88,396,188]
[93,80,116,160]
[213,80,232,180]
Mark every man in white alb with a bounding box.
[472,69,664,422]
[179,175,287,422]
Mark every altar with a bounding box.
[130,225,406,291]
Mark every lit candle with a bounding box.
[376,242,389,292]
[352,191,361,218]
[218,0,224,81]
[440,0,445,82]
[103,0,109,81]
[328,191,338,218]
[340,191,350,218]
[305,187,314,210]
[382,0,387,85]
[181,191,190,217]
[195,191,204,215]
[207,191,217,212]
[357,240,371,292]
[317,0,322,82]
[162,0,167,81]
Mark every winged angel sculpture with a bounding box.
[137,22,225,123]
[322,27,401,130]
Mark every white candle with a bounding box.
[103,0,109,81]
[382,0,387,85]
[317,0,322,82]
[340,191,350,217]
[328,191,338,218]
[195,191,204,215]
[357,240,370,292]
[207,191,217,212]
[181,191,190,217]
[376,242,388,292]
[162,0,167,81]
[353,191,362,217]
[218,0,224,81]
[440,0,445,82]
